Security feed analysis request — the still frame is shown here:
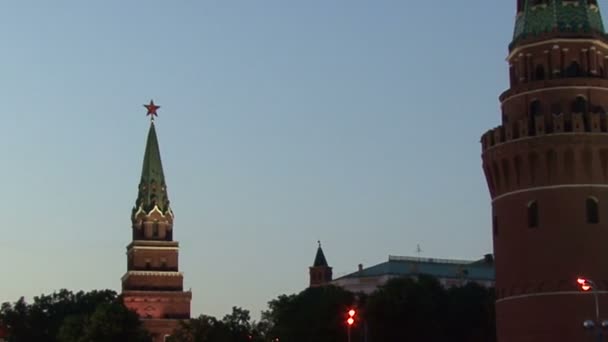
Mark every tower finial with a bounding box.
[144,99,160,121]
[318,240,321,248]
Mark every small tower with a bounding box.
[121,101,192,342]
[309,241,333,287]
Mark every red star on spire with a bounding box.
[144,100,160,119]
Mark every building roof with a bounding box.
[132,122,172,219]
[313,242,329,267]
[512,1,605,47]
[335,255,495,282]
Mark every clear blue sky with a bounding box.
[2,1,602,319]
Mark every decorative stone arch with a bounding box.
[492,161,502,192]
[514,155,523,186]
[501,159,511,190]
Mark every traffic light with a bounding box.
[347,309,356,326]
[577,277,593,292]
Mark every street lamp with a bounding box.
[577,277,608,342]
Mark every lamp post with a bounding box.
[577,277,608,342]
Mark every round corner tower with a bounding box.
[481,1,608,340]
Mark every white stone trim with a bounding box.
[492,184,608,203]
[121,271,183,282]
[502,86,608,103]
[497,290,608,303]
[482,132,608,153]
[130,246,179,251]
[508,38,608,61]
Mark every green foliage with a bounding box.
[262,276,496,342]
[0,289,150,342]
[263,285,357,342]
[168,307,264,342]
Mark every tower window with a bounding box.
[535,65,545,80]
[572,96,588,114]
[528,201,539,228]
[587,197,600,224]
[530,100,542,116]
[153,221,159,237]
[145,259,151,270]
[566,62,582,78]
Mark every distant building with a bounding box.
[308,244,495,293]
[331,255,495,294]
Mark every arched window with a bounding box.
[528,201,539,228]
[566,61,582,77]
[535,65,545,80]
[530,100,542,116]
[587,197,600,224]
[152,221,159,237]
[551,103,563,114]
[572,96,588,113]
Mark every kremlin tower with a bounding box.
[481,1,608,340]
[121,101,192,341]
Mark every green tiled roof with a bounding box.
[513,0,605,45]
[132,122,171,217]
[336,256,495,282]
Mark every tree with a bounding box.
[0,289,150,342]
[168,307,264,342]
[263,285,357,342]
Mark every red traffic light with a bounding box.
[577,277,593,291]
[346,308,356,326]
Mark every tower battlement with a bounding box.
[482,109,608,152]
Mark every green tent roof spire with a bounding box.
[512,0,605,46]
[313,241,329,267]
[133,121,171,217]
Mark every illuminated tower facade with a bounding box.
[121,101,192,341]
[481,1,608,340]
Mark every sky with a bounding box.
[2,0,604,319]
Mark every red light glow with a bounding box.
[577,278,587,285]
[347,317,355,326]
[582,284,592,291]
[348,309,356,317]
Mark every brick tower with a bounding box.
[309,241,332,287]
[122,102,191,341]
[481,1,608,341]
